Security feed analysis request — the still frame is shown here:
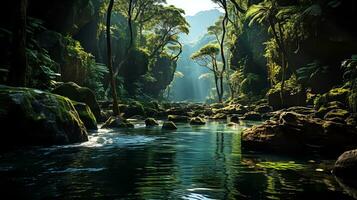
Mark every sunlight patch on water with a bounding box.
[47,167,106,173]
[182,193,217,200]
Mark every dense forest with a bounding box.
[1,0,357,199]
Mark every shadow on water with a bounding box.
[0,121,355,199]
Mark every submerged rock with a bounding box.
[0,85,88,146]
[72,101,97,130]
[52,82,102,121]
[101,116,134,129]
[190,117,206,125]
[145,118,159,127]
[162,121,177,130]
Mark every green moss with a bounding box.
[0,85,88,145]
[72,101,97,130]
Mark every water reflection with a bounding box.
[0,121,355,199]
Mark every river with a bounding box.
[0,121,354,199]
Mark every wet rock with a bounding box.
[145,118,159,127]
[101,116,134,129]
[162,121,177,130]
[168,115,189,123]
[333,149,357,178]
[242,111,357,155]
[190,117,206,125]
[242,112,262,121]
[0,86,88,146]
[73,101,97,130]
[52,82,101,121]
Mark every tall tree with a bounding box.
[191,43,223,102]
[146,5,189,59]
[8,0,28,87]
[106,0,120,116]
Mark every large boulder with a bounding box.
[333,149,357,178]
[0,85,88,147]
[52,82,101,121]
[242,111,357,155]
[72,101,97,130]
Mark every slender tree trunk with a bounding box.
[219,9,228,102]
[128,0,134,51]
[107,0,120,116]
[213,58,222,102]
[8,0,28,87]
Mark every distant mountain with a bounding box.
[180,9,222,44]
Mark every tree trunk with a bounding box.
[8,0,28,87]
[107,0,120,116]
[219,3,228,102]
[128,0,134,51]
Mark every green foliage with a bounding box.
[240,73,265,95]
[342,55,357,111]
[26,18,59,90]
[64,36,108,98]
[296,61,328,86]
[191,43,220,61]
[268,75,301,95]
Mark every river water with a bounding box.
[0,121,354,199]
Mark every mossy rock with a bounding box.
[315,88,350,109]
[162,121,177,130]
[327,88,350,104]
[52,82,101,121]
[324,109,350,120]
[72,101,97,130]
[120,101,146,118]
[190,117,206,125]
[0,85,88,147]
[101,116,134,129]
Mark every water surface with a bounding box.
[0,121,354,199]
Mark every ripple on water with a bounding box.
[47,167,106,174]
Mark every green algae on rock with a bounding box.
[0,85,88,147]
